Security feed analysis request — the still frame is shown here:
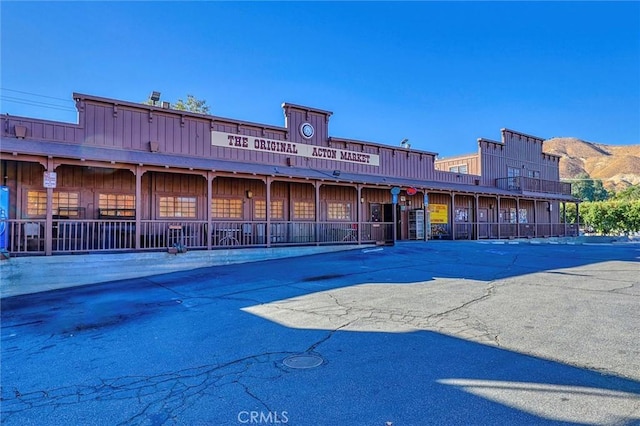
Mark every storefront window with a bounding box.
[293,201,315,220]
[211,198,242,219]
[160,196,196,218]
[254,200,284,220]
[26,190,79,217]
[449,165,468,174]
[99,194,135,216]
[327,202,352,221]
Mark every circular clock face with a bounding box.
[300,123,314,139]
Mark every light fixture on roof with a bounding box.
[149,91,161,106]
[400,138,411,149]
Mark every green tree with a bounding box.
[627,201,640,232]
[576,200,640,235]
[613,185,640,201]
[172,95,210,114]
[561,202,575,223]
[142,94,210,114]
[570,173,609,201]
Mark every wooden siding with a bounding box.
[433,170,481,186]
[361,188,391,205]
[1,116,83,144]
[434,153,480,175]
[282,104,331,147]
[150,172,204,221]
[68,100,445,181]
[2,95,566,197]
[480,130,561,185]
[11,163,138,220]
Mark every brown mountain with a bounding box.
[543,137,640,192]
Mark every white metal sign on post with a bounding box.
[43,172,57,188]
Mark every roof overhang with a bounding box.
[1,137,577,201]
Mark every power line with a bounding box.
[0,96,76,112]
[0,88,74,103]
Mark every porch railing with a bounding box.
[432,222,578,240]
[3,219,47,254]
[1,219,395,255]
[0,219,579,255]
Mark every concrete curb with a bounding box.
[477,236,640,246]
[0,245,373,299]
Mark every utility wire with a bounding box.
[0,96,76,112]
[0,87,74,103]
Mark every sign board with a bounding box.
[0,186,8,250]
[43,172,57,189]
[211,131,380,166]
[392,194,398,204]
[390,187,401,195]
[428,204,448,224]
[406,187,417,196]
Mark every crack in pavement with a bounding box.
[428,283,497,319]
[1,351,292,425]
[253,281,504,346]
[522,280,640,296]
[303,293,359,353]
[235,379,273,414]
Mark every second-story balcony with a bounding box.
[496,176,572,196]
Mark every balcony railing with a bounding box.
[495,176,572,195]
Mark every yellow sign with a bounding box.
[428,204,448,224]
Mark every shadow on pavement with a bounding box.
[2,242,639,425]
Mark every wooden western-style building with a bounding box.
[0,93,579,256]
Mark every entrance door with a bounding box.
[478,208,489,238]
[383,203,396,244]
[370,203,382,222]
[383,203,393,222]
[369,203,384,242]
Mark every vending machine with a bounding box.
[0,186,8,250]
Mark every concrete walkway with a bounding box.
[1,236,635,299]
[0,245,372,298]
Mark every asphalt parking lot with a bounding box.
[1,241,639,425]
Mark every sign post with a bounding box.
[423,193,429,241]
[390,187,401,243]
[0,187,8,251]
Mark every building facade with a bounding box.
[0,93,579,255]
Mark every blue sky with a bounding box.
[1,1,639,157]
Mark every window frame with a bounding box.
[327,201,352,221]
[449,164,469,174]
[158,195,197,219]
[254,199,285,220]
[211,198,243,220]
[293,200,315,221]
[98,193,136,217]
[25,190,80,218]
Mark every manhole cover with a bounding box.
[282,354,323,369]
